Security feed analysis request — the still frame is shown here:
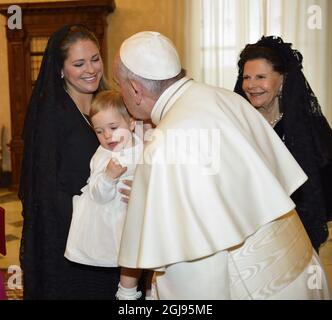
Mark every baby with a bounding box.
[65,90,149,299]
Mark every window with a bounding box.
[30,37,49,88]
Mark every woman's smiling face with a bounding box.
[242,58,284,109]
[62,39,103,95]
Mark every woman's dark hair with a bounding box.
[59,25,100,64]
[237,36,303,78]
[237,45,286,75]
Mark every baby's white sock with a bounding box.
[115,283,142,300]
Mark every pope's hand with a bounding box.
[119,180,132,204]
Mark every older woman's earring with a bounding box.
[61,72,64,79]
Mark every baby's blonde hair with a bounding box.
[90,90,131,122]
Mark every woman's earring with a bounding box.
[61,72,64,79]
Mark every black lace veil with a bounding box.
[19,25,74,272]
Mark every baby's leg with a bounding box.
[120,267,142,288]
[115,268,142,300]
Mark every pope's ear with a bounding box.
[129,79,143,105]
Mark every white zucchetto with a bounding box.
[120,31,181,80]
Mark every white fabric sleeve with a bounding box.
[88,172,118,204]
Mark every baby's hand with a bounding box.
[106,158,127,180]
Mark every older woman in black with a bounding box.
[19,25,120,299]
[234,36,332,253]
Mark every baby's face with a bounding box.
[91,108,135,152]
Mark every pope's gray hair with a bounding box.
[117,58,185,99]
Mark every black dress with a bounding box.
[21,93,120,299]
[274,119,330,252]
[19,25,120,299]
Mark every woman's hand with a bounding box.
[119,180,132,203]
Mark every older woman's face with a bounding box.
[242,58,283,109]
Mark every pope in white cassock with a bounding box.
[113,31,331,300]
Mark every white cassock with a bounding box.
[118,77,331,299]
